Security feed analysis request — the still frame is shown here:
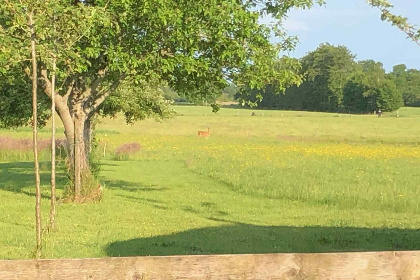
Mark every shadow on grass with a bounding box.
[116,194,169,210]
[102,179,168,193]
[0,161,67,198]
[0,161,166,196]
[105,223,420,257]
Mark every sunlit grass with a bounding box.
[188,144,419,213]
[0,106,419,259]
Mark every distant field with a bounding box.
[0,106,419,259]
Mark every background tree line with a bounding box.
[241,43,420,113]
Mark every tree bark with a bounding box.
[29,12,42,259]
[56,103,75,160]
[39,69,75,164]
[54,96,94,200]
[73,103,89,199]
[50,55,56,230]
[83,118,93,162]
[74,115,82,198]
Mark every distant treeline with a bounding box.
[241,43,420,113]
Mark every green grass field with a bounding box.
[0,106,419,259]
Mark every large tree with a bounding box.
[388,65,420,106]
[343,60,403,113]
[1,0,324,199]
[297,43,356,112]
[240,43,357,111]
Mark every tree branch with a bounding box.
[88,74,127,117]
[39,67,71,109]
[91,76,105,92]
[23,66,31,79]
[368,0,420,47]
[40,68,53,98]
[63,80,75,101]
[80,66,108,100]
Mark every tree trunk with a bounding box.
[29,12,42,259]
[83,118,93,162]
[56,101,93,200]
[73,104,90,200]
[56,104,75,163]
[39,71,127,202]
[74,116,82,198]
[38,67,102,202]
[50,55,56,230]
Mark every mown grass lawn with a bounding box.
[0,106,419,259]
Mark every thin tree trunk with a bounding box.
[29,12,42,259]
[56,104,75,169]
[74,116,81,199]
[84,118,93,160]
[50,54,56,230]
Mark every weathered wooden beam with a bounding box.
[0,251,419,279]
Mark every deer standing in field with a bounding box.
[198,128,210,138]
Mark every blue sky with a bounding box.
[278,0,419,72]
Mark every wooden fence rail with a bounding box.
[0,251,419,280]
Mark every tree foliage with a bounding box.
[0,0,105,126]
[388,65,420,106]
[368,0,420,47]
[343,60,403,113]
[0,68,50,128]
[241,44,356,111]
[1,0,325,125]
[242,44,406,113]
[297,43,356,111]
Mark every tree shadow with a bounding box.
[115,194,170,210]
[0,161,66,198]
[0,161,167,197]
[105,223,420,257]
[102,179,168,193]
[100,162,120,167]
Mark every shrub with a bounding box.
[114,143,141,161]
